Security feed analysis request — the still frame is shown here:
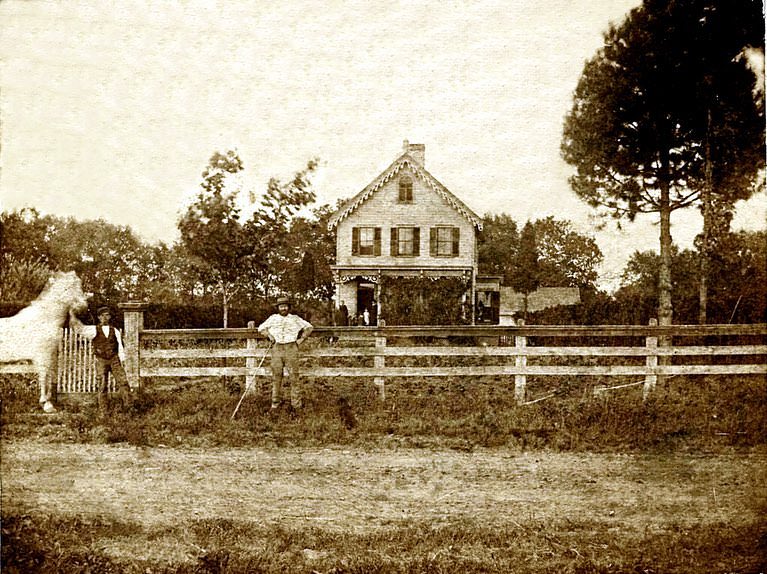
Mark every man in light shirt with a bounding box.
[258,296,313,411]
[70,306,132,412]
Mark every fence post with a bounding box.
[643,318,658,400]
[374,331,386,401]
[514,318,527,403]
[119,301,148,390]
[246,321,257,390]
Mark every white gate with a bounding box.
[56,328,115,393]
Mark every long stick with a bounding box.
[231,341,272,420]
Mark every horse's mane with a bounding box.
[12,271,86,325]
[29,271,78,302]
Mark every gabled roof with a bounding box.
[327,151,483,231]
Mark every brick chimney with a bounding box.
[402,139,425,165]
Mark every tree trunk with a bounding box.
[698,252,708,324]
[698,108,713,325]
[222,288,229,328]
[658,148,674,384]
[521,292,529,321]
[658,191,674,329]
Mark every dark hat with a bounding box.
[275,296,291,307]
[97,306,111,315]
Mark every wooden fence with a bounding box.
[3,304,765,402]
[134,315,766,402]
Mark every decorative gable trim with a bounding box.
[328,154,483,231]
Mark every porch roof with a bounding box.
[332,265,473,281]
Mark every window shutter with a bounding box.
[452,227,460,256]
[352,227,359,256]
[390,227,398,256]
[374,227,381,256]
[430,228,437,256]
[413,227,420,256]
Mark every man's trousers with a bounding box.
[270,342,302,408]
[95,355,131,411]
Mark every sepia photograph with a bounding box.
[1,1,765,572]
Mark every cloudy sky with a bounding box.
[1,0,764,290]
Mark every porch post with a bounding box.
[118,301,149,390]
[471,269,476,325]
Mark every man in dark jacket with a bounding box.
[71,306,132,412]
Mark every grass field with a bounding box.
[2,373,766,573]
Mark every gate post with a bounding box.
[643,318,658,400]
[119,301,148,390]
[246,321,258,390]
[514,318,527,403]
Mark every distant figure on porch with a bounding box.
[370,300,377,326]
[69,306,132,413]
[337,300,349,326]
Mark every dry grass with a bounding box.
[3,512,766,573]
[3,372,765,452]
[2,373,766,573]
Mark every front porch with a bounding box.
[331,266,475,325]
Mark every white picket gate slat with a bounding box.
[56,328,114,393]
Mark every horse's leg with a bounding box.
[38,347,58,413]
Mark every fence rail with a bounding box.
[4,316,765,402]
[136,319,767,402]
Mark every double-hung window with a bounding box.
[430,226,460,257]
[352,226,381,256]
[391,227,419,256]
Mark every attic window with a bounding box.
[398,176,413,203]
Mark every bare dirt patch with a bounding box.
[3,439,765,536]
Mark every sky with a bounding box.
[1,0,765,292]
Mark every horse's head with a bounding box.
[49,271,89,314]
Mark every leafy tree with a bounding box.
[0,255,51,305]
[48,217,167,303]
[241,159,319,301]
[508,222,540,318]
[477,214,518,282]
[281,204,336,303]
[479,214,602,290]
[705,230,766,323]
[614,247,699,325]
[1,209,168,308]
[561,0,764,329]
[177,150,248,327]
[614,231,766,324]
[532,217,602,289]
[0,208,57,265]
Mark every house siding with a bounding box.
[335,166,476,269]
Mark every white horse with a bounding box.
[0,271,89,412]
